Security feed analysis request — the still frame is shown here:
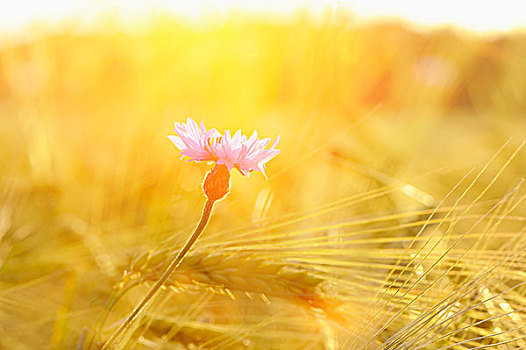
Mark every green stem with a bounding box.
[100,199,215,350]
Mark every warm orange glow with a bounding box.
[1,1,525,350]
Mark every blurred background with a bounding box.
[1,1,525,349]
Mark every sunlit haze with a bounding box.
[3,0,526,347]
[1,0,525,33]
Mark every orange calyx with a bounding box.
[203,164,231,201]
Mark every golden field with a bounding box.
[0,12,526,349]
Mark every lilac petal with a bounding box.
[271,135,281,148]
[167,135,185,149]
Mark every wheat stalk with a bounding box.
[120,248,326,307]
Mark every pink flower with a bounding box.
[167,118,220,162]
[168,118,280,178]
[212,130,280,178]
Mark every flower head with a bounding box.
[169,118,280,179]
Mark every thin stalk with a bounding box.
[100,199,215,350]
[82,281,139,350]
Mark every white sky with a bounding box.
[0,0,524,33]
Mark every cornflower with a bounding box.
[168,117,280,200]
[100,118,280,349]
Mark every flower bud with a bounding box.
[203,164,231,201]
